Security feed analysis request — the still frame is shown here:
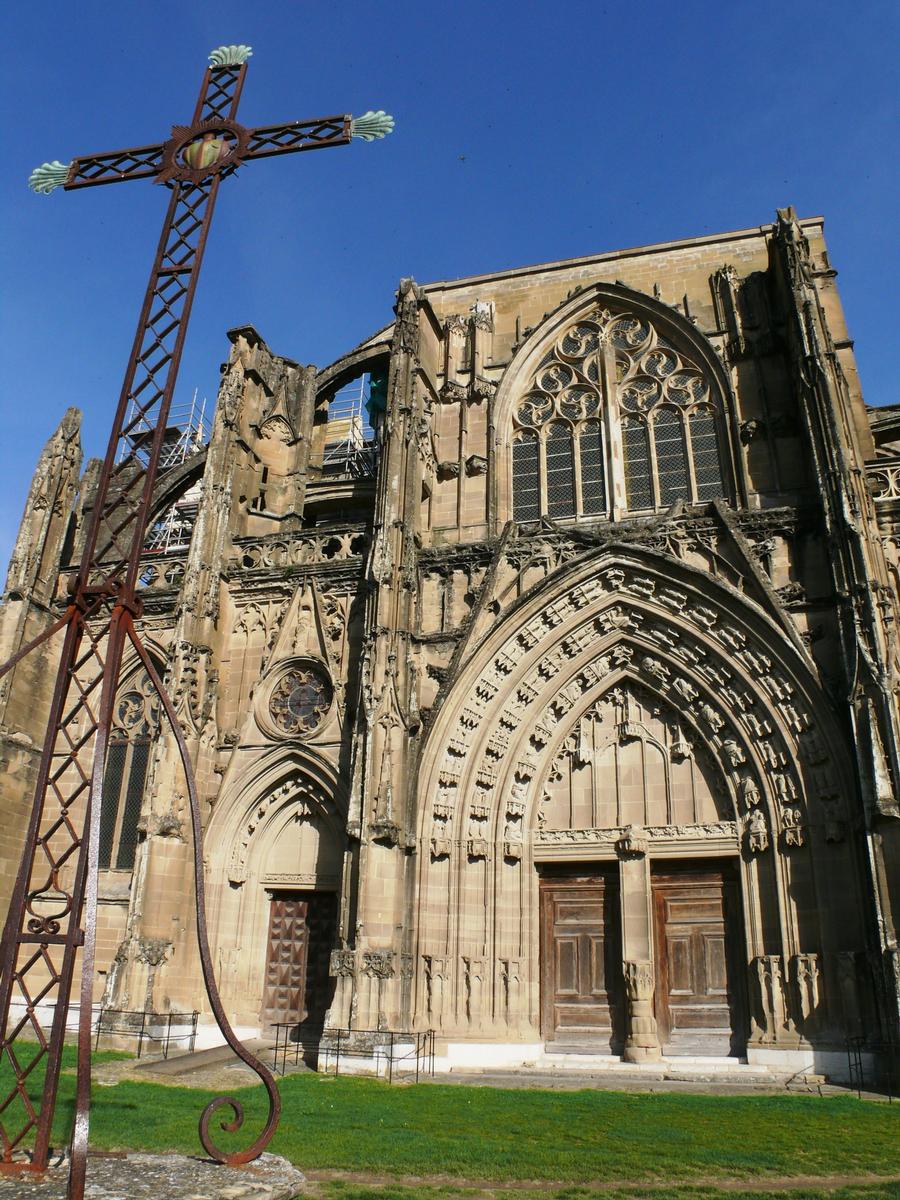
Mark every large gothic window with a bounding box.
[511,306,728,519]
[99,668,160,871]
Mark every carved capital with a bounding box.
[616,825,648,858]
[623,960,654,1003]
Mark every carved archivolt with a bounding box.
[206,746,349,888]
[227,775,319,884]
[417,547,852,861]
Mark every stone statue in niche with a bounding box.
[699,702,725,732]
[722,738,746,768]
[672,678,698,705]
[820,794,846,842]
[746,808,769,853]
[781,806,805,848]
[740,776,762,809]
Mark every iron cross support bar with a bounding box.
[2,44,393,1200]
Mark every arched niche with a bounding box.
[204,747,348,1028]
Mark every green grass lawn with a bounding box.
[315,1188,900,1200]
[2,1048,899,1196]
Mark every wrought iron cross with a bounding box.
[1,44,393,1200]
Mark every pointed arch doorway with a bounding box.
[537,680,748,1056]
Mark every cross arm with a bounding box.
[243,109,395,163]
[29,141,166,194]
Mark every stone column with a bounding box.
[617,827,661,1062]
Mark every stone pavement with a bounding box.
[0,1152,305,1199]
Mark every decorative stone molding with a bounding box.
[443,313,469,337]
[362,950,395,979]
[231,530,368,571]
[469,377,497,402]
[622,960,661,1062]
[616,825,648,858]
[330,949,357,978]
[439,380,467,403]
[136,938,171,968]
[750,954,787,1043]
[369,818,403,847]
[790,953,821,1032]
[536,822,738,845]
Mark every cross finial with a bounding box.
[209,44,253,66]
[350,111,395,141]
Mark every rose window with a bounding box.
[269,666,333,735]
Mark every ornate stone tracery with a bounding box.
[510,299,730,521]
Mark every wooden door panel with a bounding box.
[540,872,623,1051]
[588,935,607,996]
[555,937,579,994]
[262,891,337,1034]
[705,935,728,995]
[652,866,746,1055]
[666,934,693,995]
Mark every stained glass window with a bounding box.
[269,665,333,736]
[689,408,725,501]
[512,431,540,521]
[545,423,576,519]
[510,304,730,518]
[653,408,689,507]
[623,419,654,510]
[579,420,606,516]
[99,672,160,871]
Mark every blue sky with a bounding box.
[1,1,897,574]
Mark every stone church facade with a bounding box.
[2,208,899,1076]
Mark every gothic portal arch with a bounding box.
[205,747,348,1030]
[491,282,745,527]
[413,544,865,1060]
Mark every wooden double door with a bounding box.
[261,890,337,1036]
[652,864,746,1055]
[540,863,746,1055]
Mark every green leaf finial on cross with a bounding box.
[208,44,253,66]
[350,111,395,141]
[28,161,72,194]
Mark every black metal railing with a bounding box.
[271,1024,435,1083]
[846,1036,899,1101]
[94,1008,198,1059]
